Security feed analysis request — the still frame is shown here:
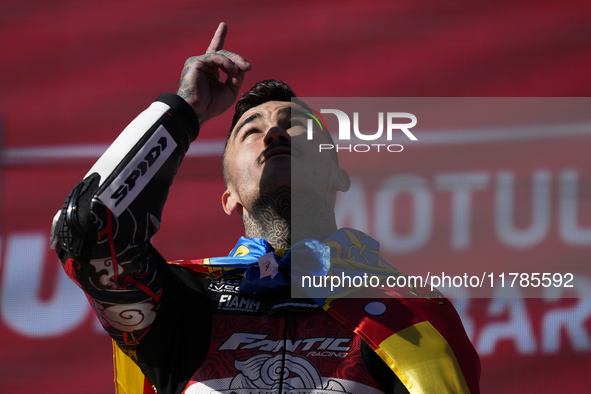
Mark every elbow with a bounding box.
[50,173,101,263]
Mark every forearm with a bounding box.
[51,92,199,350]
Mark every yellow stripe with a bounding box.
[113,340,145,394]
[376,321,471,394]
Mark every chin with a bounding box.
[260,165,291,184]
[257,172,291,194]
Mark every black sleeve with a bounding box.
[135,248,212,394]
[50,93,211,393]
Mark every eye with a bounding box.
[242,129,259,140]
[290,119,306,128]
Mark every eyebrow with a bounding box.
[278,107,291,117]
[233,112,262,139]
[288,107,311,119]
[276,106,318,127]
[233,106,311,139]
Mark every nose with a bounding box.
[264,126,291,146]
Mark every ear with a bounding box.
[336,167,351,192]
[221,189,243,216]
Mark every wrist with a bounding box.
[177,90,209,125]
[176,92,207,126]
[196,112,208,126]
[156,93,200,141]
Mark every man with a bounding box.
[51,23,479,394]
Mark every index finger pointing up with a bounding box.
[206,22,228,53]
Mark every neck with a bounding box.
[242,186,338,250]
[242,186,291,250]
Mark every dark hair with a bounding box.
[222,80,337,187]
[222,80,296,186]
[230,80,298,135]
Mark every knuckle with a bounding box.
[184,56,198,65]
[216,49,237,57]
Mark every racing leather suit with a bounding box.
[51,93,409,394]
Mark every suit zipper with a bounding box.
[278,312,294,393]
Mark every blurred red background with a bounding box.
[1,1,590,393]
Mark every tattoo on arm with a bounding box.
[177,78,190,99]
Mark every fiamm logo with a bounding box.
[306,109,417,153]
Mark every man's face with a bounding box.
[222,100,349,216]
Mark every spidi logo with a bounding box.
[306,109,417,153]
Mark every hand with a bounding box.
[176,22,252,124]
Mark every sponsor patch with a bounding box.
[97,125,177,217]
[217,294,261,312]
[218,332,352,354]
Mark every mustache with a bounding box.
[257,140,294,164]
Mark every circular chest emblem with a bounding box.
[364,301,387,316]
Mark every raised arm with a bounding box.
[177,22,251,124]
[50,21,250,361]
